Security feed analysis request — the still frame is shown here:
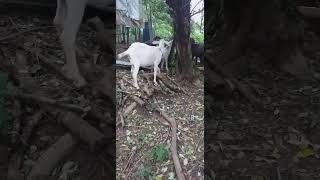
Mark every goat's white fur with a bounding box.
[152,40,172,72]
[53,0,112,87]
[117,39,172,89]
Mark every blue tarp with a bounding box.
[143,22,150,42]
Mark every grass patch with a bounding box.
[149,144,168,162]
[136,164,153,179]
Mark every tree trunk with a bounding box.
[166,0,195,82]
[209,0,310,79]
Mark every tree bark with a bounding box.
[210,0,310,78]
[166,0,195,82]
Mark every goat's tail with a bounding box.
[117,51,129,59]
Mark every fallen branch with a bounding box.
[297,6,320,19]
[123,102,137,117]
[130,95,145,106]
[0,26,53,42]
[205,53,261,108]
[58,111,110,151]
[157,110,185,180]
[138,84,185,180]
[27,133,78,180]
[7,111,44,180]
[118,112,125,127]
[21,46,77,85]
[142,84,154,97]
[10,100,21,146]
[143,73,186,93]
[10,92,86,114]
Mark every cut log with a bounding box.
[27,133,77,180]
[297,6,320,19]
[58,112,110,152]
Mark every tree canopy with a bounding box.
[143,0,203,42]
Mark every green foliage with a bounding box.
[296,147,315,158]
[136,164,153,179]
[137,133,148,143]
[155,21,173,40]
[185,146,194,157]
[190,20,204,43]
[143,0,203,41]
[0,72,9,145]
[149,144,168,162]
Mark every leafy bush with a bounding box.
[149,144,168,162]
[136,164,153,179]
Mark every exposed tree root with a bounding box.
[122,102,137,118]
[157,110,185,180]
[57,111,110,152]
[123,83,186,180]
[143,73,187,93]
[10,92,86,114]
[27,133,78,180]
[205,53,262,108]
[7,111,44,180]
[0,26,53,42]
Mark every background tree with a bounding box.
[166,0,196,82]
[206,0,311,79]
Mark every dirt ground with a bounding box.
[0,5,115,180]
[116,65,204,179]
[0,4,204,180]
[206,30,320,179]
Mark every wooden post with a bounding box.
[134,28,137,42]
[126,27,130,47]
[122,25,125,43]
[138,28,141,42]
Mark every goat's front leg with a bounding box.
[165,58,169,72]
[132,65,140,89]
[53,0,66,34]
[60,1,86,87]
[153,65,158,86]
[160,58,164,71]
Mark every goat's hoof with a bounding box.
[74,78,87,88]
[62,66,87,88]
[154,82,158,86]
[135,86,140,90]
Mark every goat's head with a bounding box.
[153,36,161,41]
[163,39,173,52]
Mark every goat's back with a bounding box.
[126,43,162,66]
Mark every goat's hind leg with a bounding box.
[132,65,140,89]
[153,65,159,86]
[60,0,86,87]
[53,0,66,33]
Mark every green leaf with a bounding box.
[269,152,281,159]
[154,175,163,180]
[186,146,194,157]
[149,144,168,162]
[296,147,315,158]
[136,164,153,178]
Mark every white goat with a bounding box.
[53,0,113,87]
[117,39,173,89]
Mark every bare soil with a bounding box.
[116,67,204,179]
